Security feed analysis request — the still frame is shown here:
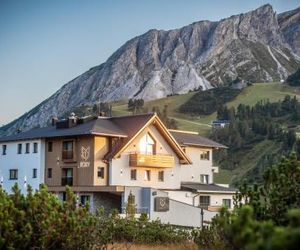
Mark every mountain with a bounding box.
[1,4,300,136]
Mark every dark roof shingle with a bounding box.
[0,117,128,142]
[181,182,236,193]
[170,130,227,148]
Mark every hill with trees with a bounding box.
[211,95,300,185]
[287,68,300,86]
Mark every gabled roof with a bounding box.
[169,129,227,149]
[103,113,155,159]
[181,182,236,193]
[0,117,127,142]
[104,113,192,164]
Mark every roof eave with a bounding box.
[195,189,237,194]
[182,142,228,149]
[154,117,192,164]
[91,132,127,138]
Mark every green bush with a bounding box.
[194,153,300,250]
[0,185,190,249]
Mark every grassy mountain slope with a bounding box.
[113,82,300,134]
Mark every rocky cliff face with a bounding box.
[278,7,300,56]
[1,4,300,135]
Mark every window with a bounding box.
[131,169,137,180]
[222,199,231,209]
[200,151,210,160]
[158,171,164,182]
[144,170,151,181]
[2,145,7,155]
[97,167,105,179]
[25,143,30,154]
[17,144,22,154]
[48,141,53,152]
[33,168,37,178]
[200,174,209,184]
[47,168,52,178]
[199,196,210,209]
[9,169,18,180]
[62,141,74,160]
[80,195,90,206]
[139,133,155,154]
[33,143,38,153]
[62,168,73,186]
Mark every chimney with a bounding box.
[68,112,78,127]
[99,111,106,117]
[52,117,59,126]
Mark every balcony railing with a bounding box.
[129,153,174,168]
[61,177,73,186]
[199,203,210,210]
[62,150,74,160]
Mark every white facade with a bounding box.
[109,125,215,189]
[0,139,45,194]
[166,190,235,209]
[112,124,236,219]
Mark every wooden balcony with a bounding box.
[129,153,174,168]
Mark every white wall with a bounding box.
[0,139,45,194]
[110,125,215,189]
[110,125,181,189]
[167,190,235,209]
[123,187,203,227]
[180,146,214,184]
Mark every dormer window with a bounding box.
[139,133,155,155]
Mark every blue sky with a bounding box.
[0,0,299,125]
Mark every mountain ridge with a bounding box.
[1,4,300,136]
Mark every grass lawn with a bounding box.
[226,82,300,108]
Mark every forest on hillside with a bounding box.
[211,95,300,184]
[179,87,241,115]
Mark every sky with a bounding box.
[0,0,299,126]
